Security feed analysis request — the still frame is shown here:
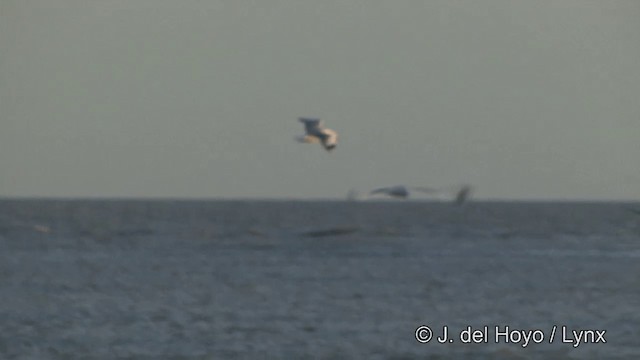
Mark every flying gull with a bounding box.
[296,118,338,152]
[368,184,472,204]
[370,185,410,199]
[369,185,438,199]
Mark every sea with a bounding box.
[0,199,639,359]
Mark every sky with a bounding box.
[1,0,639,200]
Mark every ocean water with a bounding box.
[0,200,639,359]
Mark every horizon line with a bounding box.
[1,195,639,203]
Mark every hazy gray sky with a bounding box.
[2,0,639,200]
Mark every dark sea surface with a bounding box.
[1,199,639,359]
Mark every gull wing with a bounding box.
[453,185,472,205]
[298,118,323,135]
